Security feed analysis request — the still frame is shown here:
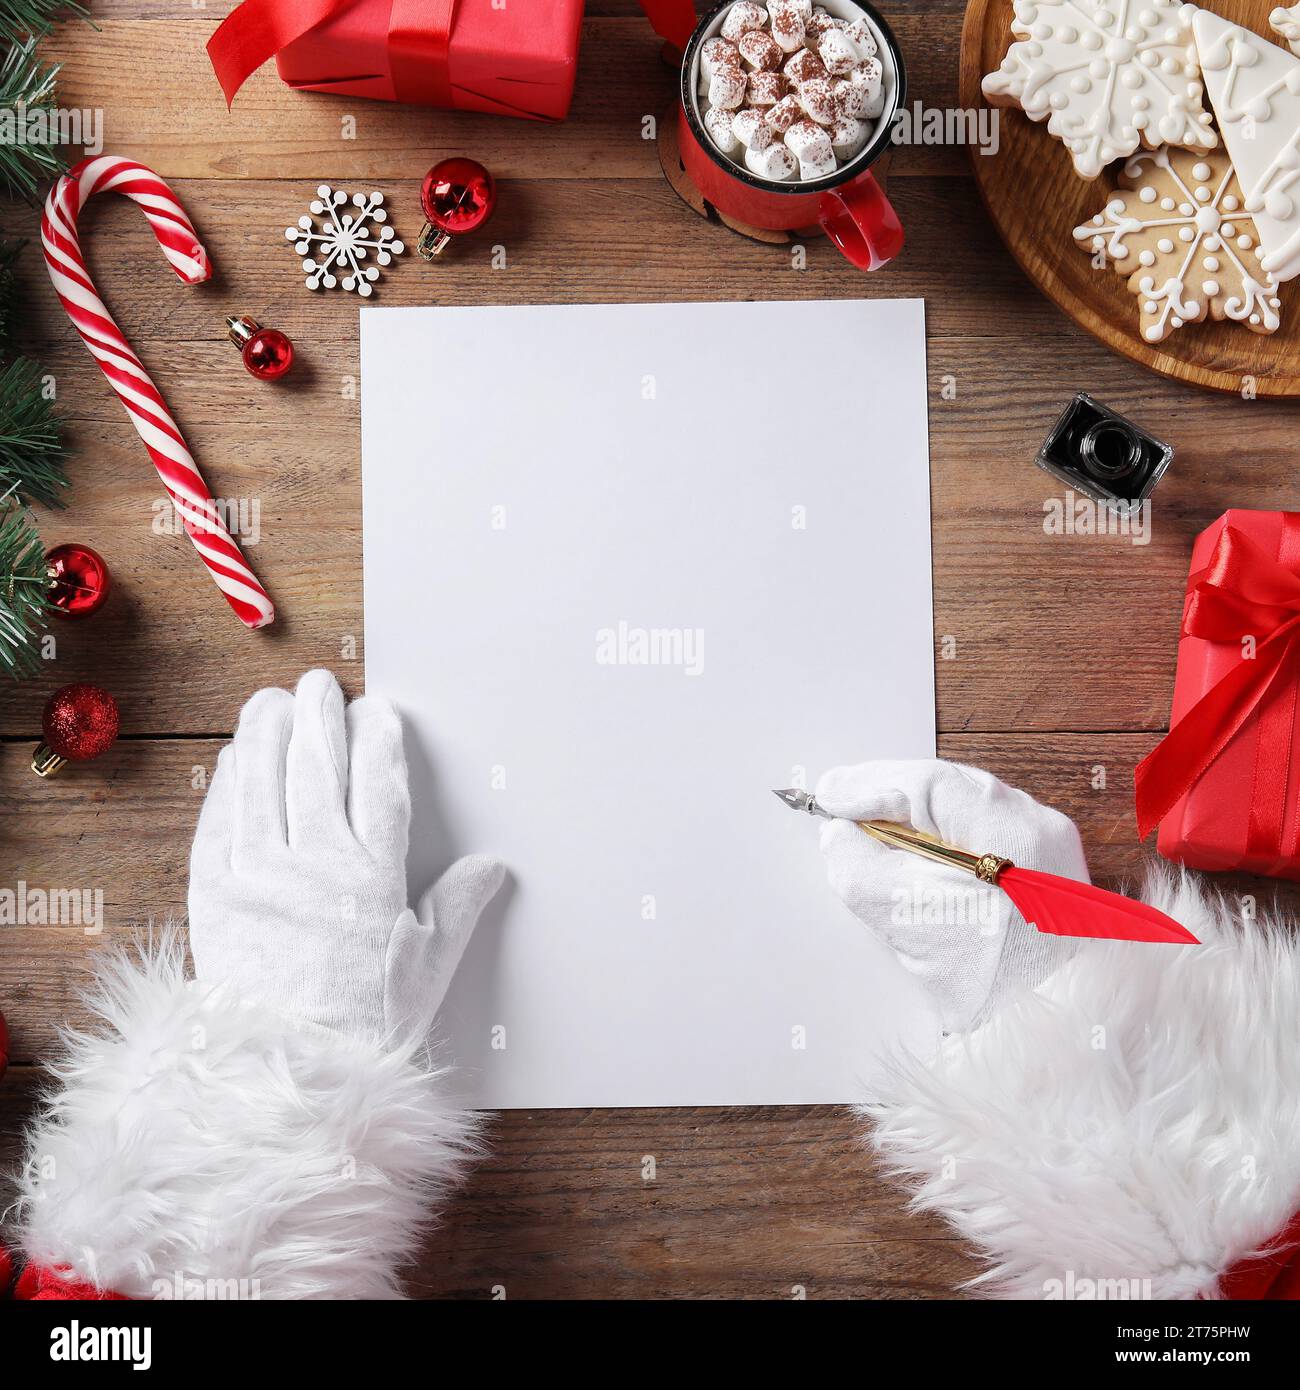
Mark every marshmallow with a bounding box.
[708,64,748,110]
[819,29,858,76]
[851,56,883,100]
[830,115,868,160]
[807,7,845,39]
[798,76,839,124]
[785,118,834,164]
[832,77,868,119]
[721,1,767,41]
[731,107,773,151]
[738,29,783,70]
[845,17,878,59]
[701,36,741,81]
[764,93,805,133]
[704,105,740,154]
[767,0,806,53]
[783,47,827,86]
[745,141,799,181]
[850,58,884,118]
[798,152,837,180]
[746,70,787,107]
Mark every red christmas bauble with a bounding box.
[226,316,295,381]
[45,543,111,618]
[417,158,496,258]
[32,683,120,776]
[242,326,295,381]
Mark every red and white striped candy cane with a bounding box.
[42,156,275,630]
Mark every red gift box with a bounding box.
[1136,510,1300,880]
[209,0,697,117]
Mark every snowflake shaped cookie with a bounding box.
[982,0,1216,179]
[1073,145,1283,342]
[285,185,405,295]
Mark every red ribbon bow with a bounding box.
[207,0,698,109]
[1135,521,1300,861]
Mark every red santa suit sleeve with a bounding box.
[862,870,1300,1300]
[8,934,477,1301]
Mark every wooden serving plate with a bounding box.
[959,0,1300,396]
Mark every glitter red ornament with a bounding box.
[45,542,111,618]
[417,158,496,260]
[226,315,295,381]
[32,683,120,777]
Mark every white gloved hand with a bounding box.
[817,759,1089,1034]
[189,668,504,1046]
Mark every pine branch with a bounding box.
[0,357,66,508]
[1,0,89,42]
[0,495,51,678]
[0,36,65,200]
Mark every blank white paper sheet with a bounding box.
[361,299,936,1109]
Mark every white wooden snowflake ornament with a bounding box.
[1073,144,1283,343]
[982,0,1217,179]
[286,185,405,295]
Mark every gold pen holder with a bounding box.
[857,821,1012,885]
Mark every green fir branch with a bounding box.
[0,494,52,678]
[0,0,91,48]
[0,356,66,508]
[1,0,89,42]
[0,36,65,200]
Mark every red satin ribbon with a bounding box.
[208,0,699,109]
[1135,519,1300,861]
[388,0,456,108]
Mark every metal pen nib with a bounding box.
[772,788,832,818]
[773,787,1011,882]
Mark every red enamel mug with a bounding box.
[678,0,906,271]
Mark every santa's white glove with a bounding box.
[817,759,1089,1033]
[189,668,504,1046]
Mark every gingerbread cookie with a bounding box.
[1193,8,1300,284]
[1073,145,1282,343]
[982,0,1216,180]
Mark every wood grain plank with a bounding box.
[8,176,1036,354]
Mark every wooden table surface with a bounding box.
[3,0,1299,1300]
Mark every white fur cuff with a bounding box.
[13,933,477,1299]
[865,870,1300,1300]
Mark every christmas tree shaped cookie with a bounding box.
[982,0,1216,179]
[1193,8,1300,283]
[1074,145,1282,343]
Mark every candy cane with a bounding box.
[42,156,275,630]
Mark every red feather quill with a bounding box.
[996,865,1198,945]
[773,791,1198,946]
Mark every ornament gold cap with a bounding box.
[31,741,66,777]
[226,315,259,348]
[416,224,452,260]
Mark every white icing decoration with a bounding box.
[1270,4,1300,59]
[1194,8,1300,281]
[982,0,1216,179]
[1072,144,1283,341]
